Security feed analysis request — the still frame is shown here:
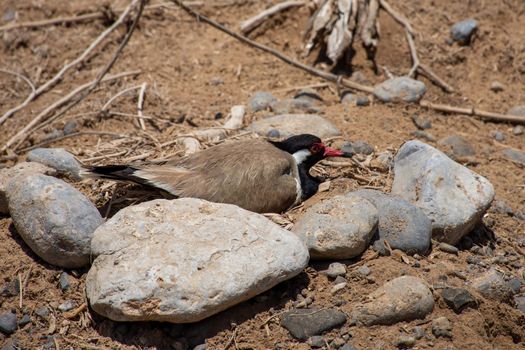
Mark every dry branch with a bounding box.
[240,1,305,34]
[2,70,140,153]
[0,0,139,126]
[137,82,147,130]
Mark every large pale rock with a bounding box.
[0,162,56,215]
[292,195,378,260]
[350,190,432,255]
[391,141,494,245]
[6,174,102,268]
[247,114,341,139]
[86,198,309,323]
[350,276,434,325]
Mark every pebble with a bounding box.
[307,335,325,348]
[6,174,103,268]
[26,148,82,180]
[247,114,341,139]
[356,96,370,106]
[0,162,56,215]
[280,308,347,340]
[471,269,515,302]
[491,130,505,141]
[35,306,50,318]
[391,141,494,245]
[210,77,224,86]
[508,105,525,116]
[292,195,378,260]
[17,314,30,327]
[63,120,78,135]
[514,295,525,313]
[395,335,416,348]
[349,190,432,256]
[432,316,453,338]
[87,198,309,322]
[58,300,76,312]
[248,91,277,112]
[0,278,19,297]
[271,98,322,114]
[438,242,459,255]
[450,19,478,45]
[438,135,475,158]
[412,326,426,340]
[351,276,434,326]
[411,114,431,129]
[441,287,477,313]
[502,148,525,165]
[321,262,347,279]
[0,312,17,335]
[342,141,374,155]
[490,81,505,92]
[341,91,357,104]
[512,125,524,135]
[410,130,436,142]
[373,77,427,103]
[3,9,16,22]
[340,344,358,350]
[357,265,371,277]
[59,272,71,292]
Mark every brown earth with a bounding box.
[0,0,524,349]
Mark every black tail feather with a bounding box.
[81,165,143,183]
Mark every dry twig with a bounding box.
[240,1,305,34]
[137,82,148,130]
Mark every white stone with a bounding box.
[86,198,309,323]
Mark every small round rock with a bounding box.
[0,312,17,335]
[450,19,478,45]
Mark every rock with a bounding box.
[87,198,309,323]
[0,278,19,297]
[356,96,370,106]
[357,265,371,277]
[391,141,495,245]
[471,269,515,302]
[411,114,431,129]
[441,287,476,313]
[0,162,56,215]
[438,135,475,158]
[58,300,76,312]
[249,91,277,112]
[502,148,525,165]
[373,77,426,103]
[247,114,340,139]
[342,141,374,155]
[349,190,432,255]
[438,242,459,255]
[351,276,434,325]
[63,120,77,135]
[341,91,357,104]
[395,335,416,348]
[410,130,436,142]
[321,262,347,279]
[411,326,426,340]
[490,199,514,216]
[450,19,478,45]
[491,130,505,141]
[59,272,71,292]
[1,338,18,350]
[514,295,525,313]
[490,81,505,92]
[18,314,30,327]
[340,344,358,350]
[26,148,81,180]
[432,316,452,338]
[271,99,322,114]
[508,105,525,116]
[280,308,346,340]
[307,335,325,348]
[512,125,524,135]
[35,307,50,318]
[0,312,17,335]
[210,77,224,86]
[292,195,378,260]
[294,89,323,105]
[6,174,103,268]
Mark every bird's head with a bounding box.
[271,134,353,168]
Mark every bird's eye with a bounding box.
[310,144,322,153]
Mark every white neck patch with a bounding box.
[292,149,311,165]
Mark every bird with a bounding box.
[81,134,352,213]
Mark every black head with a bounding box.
[270,134,352,168]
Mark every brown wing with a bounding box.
[134,139,299,213]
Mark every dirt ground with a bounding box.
[0,0,524,349]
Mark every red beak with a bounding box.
[324,146,345,157]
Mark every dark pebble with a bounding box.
[355,96,370,106]
[17,314,30,327]
[0,312,17,335]
[59,272,71,292]
[0,278,19,297]
[35,306,50,318]
[63,121,77,135]
[450,19,478,45]
[307,335,325,348]
[411,114,431,129]
[280,308,347,340]
[441,287,477,313]
[492,131,505,141]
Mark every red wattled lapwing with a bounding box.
[82,134,352,213]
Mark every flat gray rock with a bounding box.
[373,77,426,103]
[292,195,378,260]
[27,148,81,180]
[6,174,102,268]
[349,190,431,255]
[391,141,494,245]
[86,198,309,323]
[471,269,516,303]
[350,276,434,326]
[451,19,478,45]
[249,91,277,112]
[508,105,525,116]
[247,114,341,139]
[281,308,346,340]
[502,148,525,165]
[0,162,56,215]
[438,135,476,158]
